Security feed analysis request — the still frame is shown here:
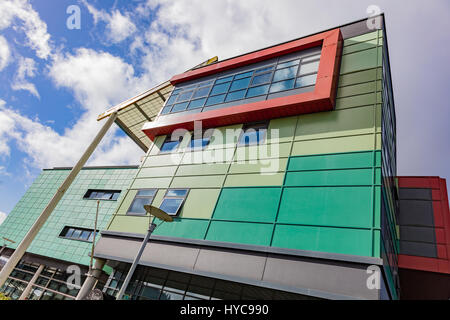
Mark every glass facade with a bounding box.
[0,262,87,300]
[102,264,317,300]
[380,29,400,298]
[159,47,322,117]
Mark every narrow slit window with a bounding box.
[59,226,98,243]
[83,189,121,201]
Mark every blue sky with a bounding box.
[0,0,449,223]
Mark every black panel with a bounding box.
[399,241,437,258]
[400,226,436,244]
[399,188,432,201]
[399,200,435,227]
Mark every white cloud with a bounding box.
[0,36,11,71]
[0,100,144,170]
[130,0,350,84]
[107,11,137,43]
[11,57,39,98]
[49,48,148,114]
[0,0,52,59]
[0,100,16,157]
[82,1,136,44]
[0,165,10,176]
[0,211,7,225]
[0,48,148,171]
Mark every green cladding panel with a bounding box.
[205,221,273,246]
[212,188,282,223]
[0,167,137,266]
[152,219,210,240]
[277,187,373,228]
[271,225,373,256]
[202,151,381,257]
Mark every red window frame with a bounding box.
[143,28,343,141]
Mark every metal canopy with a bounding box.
[97,57,218,153]
[97,81,174,152]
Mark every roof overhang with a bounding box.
[97,57,219,152]
[96,81,173,152]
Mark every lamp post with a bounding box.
[116,205,173,300]
[89,200,100,275]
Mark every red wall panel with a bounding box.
[398,176,450,274]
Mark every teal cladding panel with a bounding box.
[277,187,373,228]
[271,225,373,256]
[152,219,209,240]
[0,168,137,266]
[284,168,374,186]
[212,188,281,223]
[287,151,376,171]
[205,221,273,246]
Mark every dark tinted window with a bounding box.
[238,122,269,146]
[84,189,121,200]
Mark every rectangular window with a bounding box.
[171,102,189,113]
[160,134,183,153]
[83,189,121,201]
[238,122,269,146]
[59,226,98,243]
[188,130,213,150]
[159,189,189,216]
[188,98,207,110]
[127,189,157,215]
[160,46,321,117]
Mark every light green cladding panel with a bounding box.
[292,30,382,157]
[0,168,137,266]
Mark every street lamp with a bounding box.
[116,205,173,300]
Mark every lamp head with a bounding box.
[144,205,173,222]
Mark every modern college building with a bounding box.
[1,15,449,300]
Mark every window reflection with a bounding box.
[161,47,321,115]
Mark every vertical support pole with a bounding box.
[19,264,44,300]
[116,223,156,300]
[89,200,100,274]
[0,112,118,288]
[75,258,106,300]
